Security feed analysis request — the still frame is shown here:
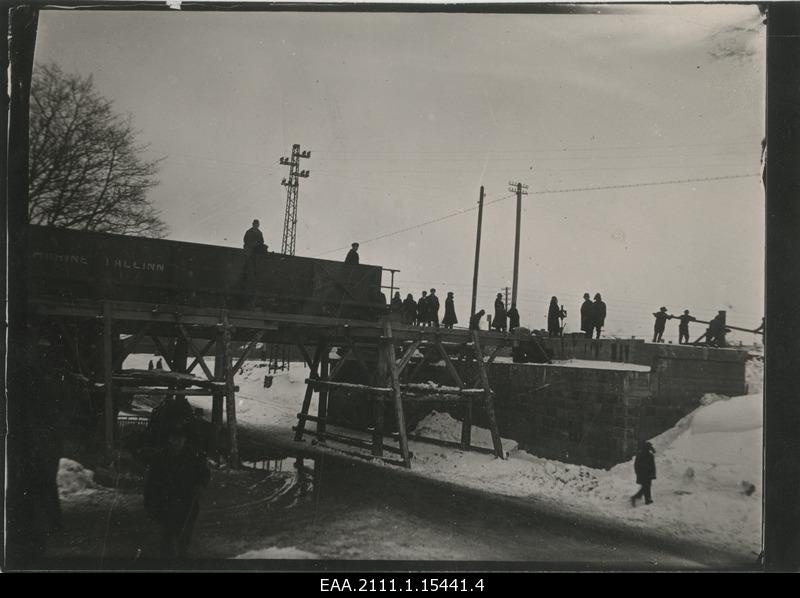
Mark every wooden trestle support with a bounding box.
[293,322,506,468]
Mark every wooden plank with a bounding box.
[103,302,115,454]
[384,322,411,468]
[305,379,393,394]
[178,324,215,381]
[293,340,325,442]
[471,330,504,460]
[372,337,386,458]
[212,335,224,428]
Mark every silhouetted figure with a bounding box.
[428,289,440,328]
[580,293,594,338]
[417,291,429,326]
[631,441,656,507]
[402,294,417,325]
[391,292,403,313]
[469,310,486,331]
[243,219,265,252]
[677,310,696,344]
[156,358,164,370]
[707,311,729,348]
[148,360,154,370]
[345,242,360,265]
[508,303,520,332]
[492,293,507,332]
[547,297,562,337]
[652,307,669,343]
[144,423,210,559]
[592,293,606,339]
[442,292,458,329]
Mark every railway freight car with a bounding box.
[28,225,386,319]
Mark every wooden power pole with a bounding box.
[507,181,528,308]
[470,186,484,318]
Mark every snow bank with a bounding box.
[412,411,518,455]
[234,546,319,559]
[58,458,96,498]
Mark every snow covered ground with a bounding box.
[118,353,763,559]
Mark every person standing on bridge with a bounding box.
[676,309,696,345]
[243,219,265,253]
[428,289,441,328]
[402,293,417,325]
[469,309,486,331]
[652,307,670,343]
[547,296,562,337]
[391,292,403,313]
[344,242,360,265]
[442,292,458,329]
[508,303,520,332]
[417,290,429,326]
[592,293,606,339]
[631,441,656,507]
[493,293,507,332]
[580,293,594,338]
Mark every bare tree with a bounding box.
[28,62,167,237]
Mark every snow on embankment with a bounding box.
[408,392,763,557]
[58,458,97,498]
[235,546,319,559]
[412,411,518,456]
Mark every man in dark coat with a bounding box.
[507,303,520,332]
[144,423,210,558]
[652,307,670,343]
[417,291,429,326]
[547,296,561,337]
[442,292,458,328]
[580,293,594,338]
[345,242,360,265]
[428,289,440,328]
[469,309,486,331]
[592,293,606,339]
[493,293,507,332]
[391,292,403,313]
[707,311,730,348]
[243,219,265,252]
[677,309,696,345]
[631,441,656,506]
[402,294,417,325]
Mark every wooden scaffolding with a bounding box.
[293,321,506,468]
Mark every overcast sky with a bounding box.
[33,4,766,340]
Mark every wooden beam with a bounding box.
[177,324,215,381]
[292,330,315,370]
[471,330,504,460]
[113,322,151,371]
[186,338,216,377]
[222,311,239,467]
[294,340,326,442]
[434,337,466,389]
[212,334,224,429]
[395,338,423,376]
[150,335,174,370]
[384,322,411,467]
[317,355,329,442]
[305,379,393,394]
[231,330,266,377]
[102,302,115,455]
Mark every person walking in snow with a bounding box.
[631,441,656,506]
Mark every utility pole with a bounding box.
[279,143,311,256]
[470,186,484,318]
[507,181,528,308]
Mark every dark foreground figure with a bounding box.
[144,424,210,558]
[631,441,656,507]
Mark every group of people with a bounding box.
[389,289,458,328]
[651,308,731,347]
[489,294,521,333]
[580,293,608,339]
